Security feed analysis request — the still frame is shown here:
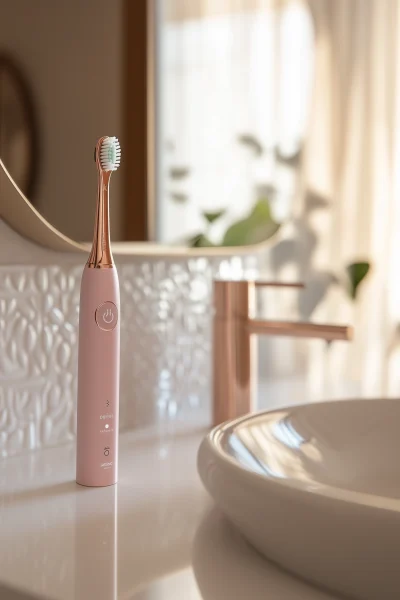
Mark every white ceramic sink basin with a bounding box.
[198,399,400,600]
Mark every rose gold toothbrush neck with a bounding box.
[87,137,114,269]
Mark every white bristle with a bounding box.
[99,136,121,171]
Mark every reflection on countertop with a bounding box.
[0,421,341,600]
[192,509,337,600]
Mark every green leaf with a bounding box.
[346,261,371,299]
[221,199,280,247]
[169,166,190,180]
[237,134,263,156]
[202,209,226,224]
[188,233,215,248]
[170,192,188,204]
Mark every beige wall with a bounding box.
[0,0,123,241]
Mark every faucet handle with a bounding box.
[214,279,304,320]
[254,281,304,289]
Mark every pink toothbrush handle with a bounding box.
[76,266,120,487]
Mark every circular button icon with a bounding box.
[95,302,118,331]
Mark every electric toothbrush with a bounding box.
[76,136,121,487]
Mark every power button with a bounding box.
[95,302,118,331]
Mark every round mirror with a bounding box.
[0,1,314,249]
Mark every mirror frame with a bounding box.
[0,157,281,256]
[0,52,38,201]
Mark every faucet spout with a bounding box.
[248,320,352,342]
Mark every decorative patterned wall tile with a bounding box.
[0,255,258,456]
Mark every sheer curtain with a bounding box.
[302,0,400,398]
[158,0,314,244]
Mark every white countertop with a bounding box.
[0,421,340,600]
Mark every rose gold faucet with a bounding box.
[213,280,352,426]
